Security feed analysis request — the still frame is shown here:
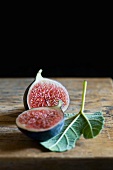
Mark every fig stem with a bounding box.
[57,100,64,108]
[36,69,43,80]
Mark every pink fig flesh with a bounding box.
[16,107,64,131]
[24,69,70,112]
[27,82,69,111]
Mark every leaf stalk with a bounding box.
[80,80,87,113]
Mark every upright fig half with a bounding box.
[23,69,70,112]
[16,100,65,141]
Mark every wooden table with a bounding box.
[0,77,113,170]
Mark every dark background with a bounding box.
[1,39,112,78]
[0,6,112,79]
[1,31,112,78]
[1,53,112,78]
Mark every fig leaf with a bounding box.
[40,80,105,152]
[40,111,104,152]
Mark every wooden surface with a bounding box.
[0,77,113,170]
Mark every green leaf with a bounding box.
[82,112,105,139]
[64,112,77,119]
[78,80,105,139]
[40,113,84,152]
[40,80,105,152]
[40,111,104,152]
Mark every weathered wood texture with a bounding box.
[0,77,113,170]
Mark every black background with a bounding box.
[1,51,112,78]
[1,32,112,78]
[0,7,112,79]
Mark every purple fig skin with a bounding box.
[17,119,64,142]
[16,100,65,142]
[23,81,34,110]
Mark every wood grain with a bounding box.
[0,77,113,170]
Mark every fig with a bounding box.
[16,100,65,141]
[23,69,70,112]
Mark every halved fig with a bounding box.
[16,100,64,141]
[23,69,70,112]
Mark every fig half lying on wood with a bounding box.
[16,100,65,141]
